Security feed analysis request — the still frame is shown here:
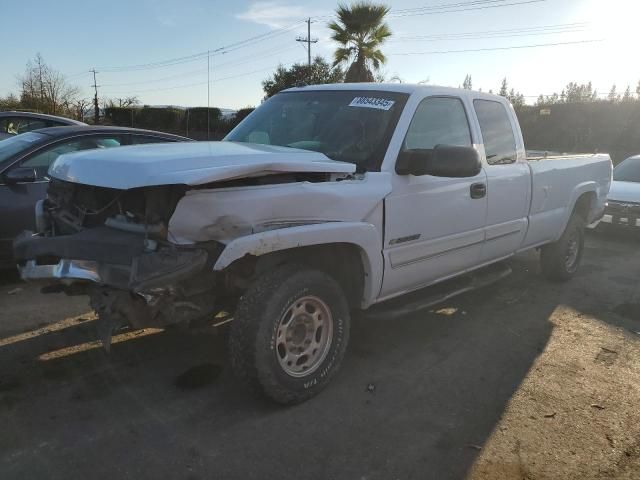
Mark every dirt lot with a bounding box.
[0,230,639,480]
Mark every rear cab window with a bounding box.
[473,99,517,165]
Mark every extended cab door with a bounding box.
[380,96,488,300]
[472,99,531,262]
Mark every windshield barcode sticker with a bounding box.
[348,97,395,110]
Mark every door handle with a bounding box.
[470,182,486,199]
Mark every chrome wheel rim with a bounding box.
[275,295,333,378]
[565,231,580,271]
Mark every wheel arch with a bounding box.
[572,190,597,221]
[558,183,598,239]
[213,222,384,308]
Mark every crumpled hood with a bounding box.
[49,141,356,189]
[608,180,640,203]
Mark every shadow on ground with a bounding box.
[0,230,637,479]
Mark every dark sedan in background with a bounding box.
[0,111,86,140]
[0,126,191,267]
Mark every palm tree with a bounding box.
[328,2,391,83]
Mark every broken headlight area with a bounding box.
[15,178,228,349]
[15,228,225,349]
[41,178,187,237]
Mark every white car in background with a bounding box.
[599,155,640,228]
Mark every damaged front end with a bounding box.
[14,179,224,349]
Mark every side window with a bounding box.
[17,119,47,134]
[131,135,175,145]
[403,97,472,151]
[1,117,20,135]
[20,136,123,180]
[473,100,517,165]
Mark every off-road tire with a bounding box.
[540,214,585,282]
[228,264,350,404]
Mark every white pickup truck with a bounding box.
[15,84,612,404]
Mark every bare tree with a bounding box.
[74,99,92,121]
[110,96,140,108]
[18,53,79,115]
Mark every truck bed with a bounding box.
[527,152,602,161]
[521,153,612,249]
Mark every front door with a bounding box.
[381,96,488,299]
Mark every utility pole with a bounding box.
[207,50,210,140]
[296,18,318,66]
[90,69,99,124]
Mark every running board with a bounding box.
[365,262,512,320]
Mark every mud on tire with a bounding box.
[228,264,350,404]
[540,214,585,282]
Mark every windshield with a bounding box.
[613,157,640,182]
[0,131,47,164]
[224,90,409,171]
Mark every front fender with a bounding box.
[213,222,383,308]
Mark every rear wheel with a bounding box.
[228,264,350,404]
[540,214,585,281]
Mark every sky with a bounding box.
[0,0,638,110]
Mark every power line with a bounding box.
[390,22,590,42]
[99,43,300,88]
[390,39,603,56]
[100,46,302,93]
[207,50,210,140]
[388,0,545,17]
[93,0,548,75]
[296,18,318,66]
[95,21,304,73]
[310,0,546,21]
[100,67,209,87]
[90,69,99,123]
[101,60,305,96]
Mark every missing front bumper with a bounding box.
[15,228,225,349]
[14,227,222,292]
[19,259,101,283]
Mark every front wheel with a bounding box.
[540,214,585,281]
[228,264,350,404]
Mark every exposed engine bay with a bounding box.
[13,169,366,349]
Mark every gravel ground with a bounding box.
[0,229,638,480]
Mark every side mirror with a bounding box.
[3,167,37,184]
[396,145,481,178]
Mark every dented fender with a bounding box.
[213,222,383,308]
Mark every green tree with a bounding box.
[463,74,472,90]
[0,93,21,111]
[329,2,392,83]
[564,82,596,103]
[507,88,525,109]
[608,84,619,102]
[499,78,508,97]
[636,80,640,99]
[622,85,633,102]
[262,57,344,97]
